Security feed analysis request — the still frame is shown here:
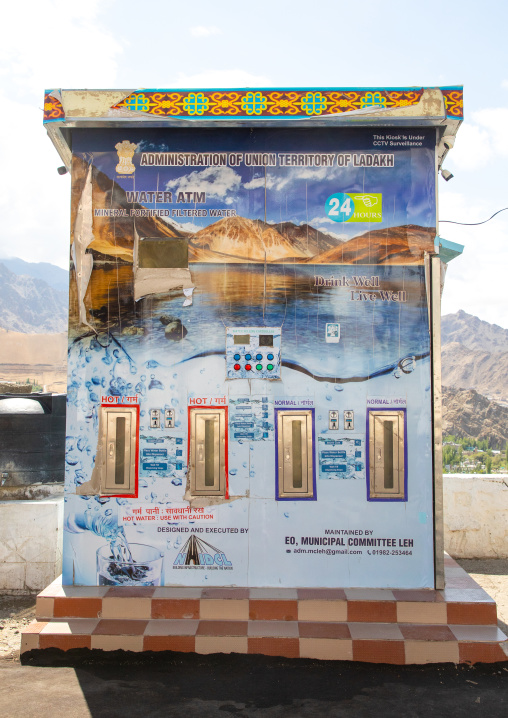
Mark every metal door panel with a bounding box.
[101,406,137,495]
[277,410,314,499]
[369,410,405,499]
[190,408,226,496]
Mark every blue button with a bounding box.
[234,354,240,361]
[245,354,252,361]
[267,353,274,360]
[256,354,262,360]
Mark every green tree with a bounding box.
[486,456,492,473]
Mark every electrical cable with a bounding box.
[440,207,508,226]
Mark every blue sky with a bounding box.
[1,0,507,326]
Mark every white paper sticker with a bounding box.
[325,322,340,343]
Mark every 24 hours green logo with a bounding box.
[325,192,382,223]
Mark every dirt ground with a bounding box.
[458,559,508,635]
[0,594,36,662]
[0,328,67,393]
[1,559,507,664]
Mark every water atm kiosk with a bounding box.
[40,86,467,593]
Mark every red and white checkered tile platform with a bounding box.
[21,556,508,664]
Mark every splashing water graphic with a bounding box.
[149,374,165,390]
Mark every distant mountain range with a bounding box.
[441,310,508,448]
[0,263,68,333]
[441,310,508,405]
[0,257,68,292]
[442,309,508,353]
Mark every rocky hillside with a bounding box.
[441,343,508,404]
[442,386,508,449]
[0,258,68,292]
[441,310,508,405]
[0,263,68,333]
[441,310,508,447]
[442,309,508,353]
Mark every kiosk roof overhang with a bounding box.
[43,86,463,172]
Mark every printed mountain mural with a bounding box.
[188,219,434,264]
[305,225,435,265]
[188,217,309,262]
[72,157,435,265]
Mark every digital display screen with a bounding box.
[259,335,273,347]
[234,334,250,345]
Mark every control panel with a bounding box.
[226,327,281,380]
[148,408,175,430]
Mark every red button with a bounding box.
[234,364,241,370]
[245,364,252,371]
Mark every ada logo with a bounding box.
[173,533,233,570]
[325,192,382,223]
[115,140,137,175]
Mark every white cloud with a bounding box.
[0,1,122,93]
[293,166,331,182]
[180,222,205,234]
[0,1,122,265]
[439,191,508,327]
[166,166,242,205]
[244,174,290,192]
[447,123,493,171]
[472,108,508,157]
[309,215,335,226]
[244,176,271,190]
[448,107,508,172]
[169,69,271,88]
[190,26,222,38]
[0,93,70,266]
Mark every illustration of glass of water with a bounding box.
[97,543,164,586]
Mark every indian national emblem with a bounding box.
[115,140,137,175]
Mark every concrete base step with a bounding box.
[21,556,508,665]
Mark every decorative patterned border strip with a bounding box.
[43,91,65,123]
[442,88,464,119]
[42,88,464,123]
[111,88,425,119]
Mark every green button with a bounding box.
[267,364,274,371]
[256,364,263,371]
